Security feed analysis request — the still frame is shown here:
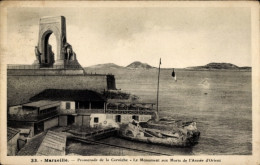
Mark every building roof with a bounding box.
[36,131,66,156]
[30,89,105,102]
[22,100,60,108]
[7,127,20,141]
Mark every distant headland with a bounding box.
[86,62,251,71]
[185,63,251,71]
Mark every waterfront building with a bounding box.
[8,100,60,136]
[30,89,106,127]
[28,89,155,128]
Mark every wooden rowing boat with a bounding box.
[119,120,200,147]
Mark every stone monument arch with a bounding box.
[34,16,81,69]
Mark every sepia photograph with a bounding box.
[0,1,259,164]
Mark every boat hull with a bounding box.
[118,131,200,147]
[118,121,200,147]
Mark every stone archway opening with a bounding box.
[41,30,57,67]
[48,33,57,61]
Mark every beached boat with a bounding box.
[119,119,200,147]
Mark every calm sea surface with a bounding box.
[67,69,252,155]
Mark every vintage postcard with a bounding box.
[0,1,259,165]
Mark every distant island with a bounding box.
[186,63,251,71]
[87,63,124,69]
[86,62,251,71]
[126,61,154,69]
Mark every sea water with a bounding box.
[66,69,252,155]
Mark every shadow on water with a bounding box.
[66,137,195,156]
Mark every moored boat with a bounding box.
[119,119,200,147]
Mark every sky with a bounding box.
[4,6,251,68]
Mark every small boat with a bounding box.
[119,119,200,147]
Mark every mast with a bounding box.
[156,58,161,116]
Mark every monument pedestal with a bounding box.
[32,60,41,69]
[53,60,65,69]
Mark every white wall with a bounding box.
[60,101,75,110]
[139,115,152,122]
[90,114,107,128]
[119,114,152,123]
[89,114,152,128]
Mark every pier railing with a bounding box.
[59,109,105,115]
[105,109,154,115]
[59,108,154,115]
